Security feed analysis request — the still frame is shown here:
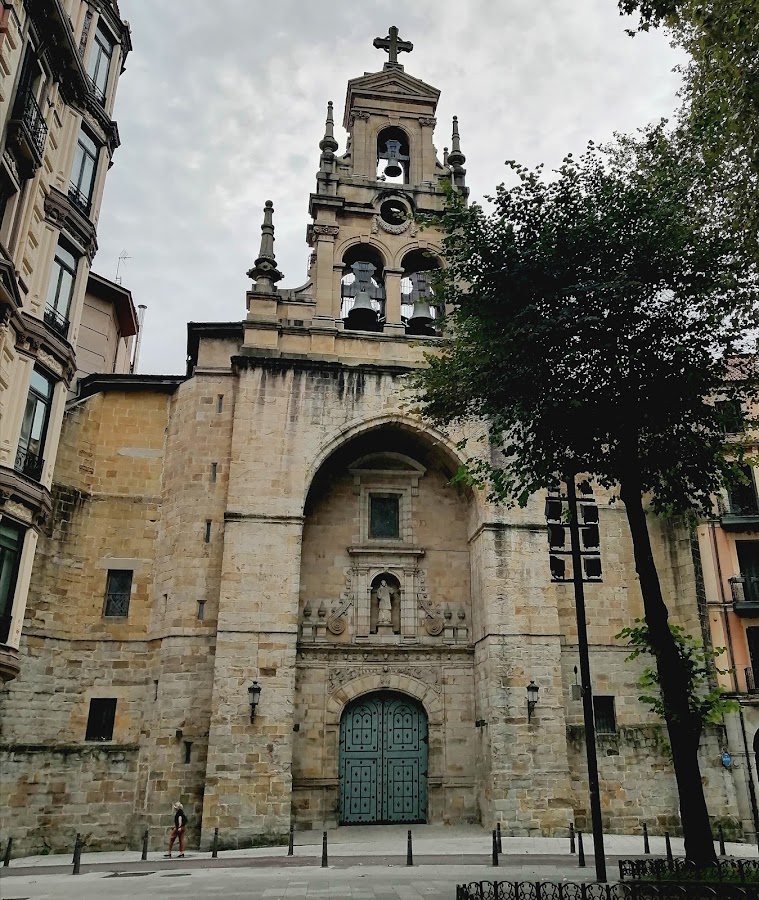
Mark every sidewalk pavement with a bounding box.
[3,824,757,872]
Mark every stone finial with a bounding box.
[447,117,466,167]
[319,101,338,154]
[448,116,467,189]
[246,200,283,294]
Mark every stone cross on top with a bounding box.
[373,26,413,68]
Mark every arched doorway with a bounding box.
[339,691,428,825]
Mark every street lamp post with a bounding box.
[546,475,607,883]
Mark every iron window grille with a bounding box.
[104,569,132,617]
[43,303,70,339]
[14,444,43,481]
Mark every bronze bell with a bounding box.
[407,299,434,335]
[383,139,405,178]
[346,288,378,330]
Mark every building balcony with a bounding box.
[730,575,759,616]
[14,445,44,482]
[744,667,759,695]
[720,491,759,530]
[7,86,48,174]
[44,303,70,340]
[67,182,92,217]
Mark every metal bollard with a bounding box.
[643,822,650,855]
[72,833,82,875]
[212,827,219,859]
[321,830,328,868]
[141,828,148,861]
[407,829,413,866]
[2,836,12,867]
[577,830,586,868]
[288,822,294,857]
[569,822,576,854]
[491,828,499,867]
[496,821,502,853]
[719,825,726,856]
[665,832,673,865]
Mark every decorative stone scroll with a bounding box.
[372,214,417,236]
[327,569,355,635]
[416,570,443,636]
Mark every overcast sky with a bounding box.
[97,1,685,375]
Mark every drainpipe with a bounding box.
[131,304,147,374]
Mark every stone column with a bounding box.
[201,514,303,847]
[383,267,404,337]
[469,521,574,833]
[312,226,339,323]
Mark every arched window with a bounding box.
[376,127,409,185]
[341,245,385,332]
[400,250,443,336]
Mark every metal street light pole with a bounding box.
[566,474,607,883]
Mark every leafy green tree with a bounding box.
[618,621,739,739]
[617,0,759,254]
[412,128,758,863]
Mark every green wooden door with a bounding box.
[339,692,428,825]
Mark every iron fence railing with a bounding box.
[11,85,48,161]
[457,882,759,899]
[619,858,759,883]
[14,445,43,481]
[44,303,70,339]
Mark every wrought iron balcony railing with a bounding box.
[86,74,107,107]
[744,667,759,694]
[67,181,92,216]
[10,86,48,165]
[44,303,70,339]
[14,444,43,481]
[730,575,759,615]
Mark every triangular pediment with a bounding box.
[344,68,440,126]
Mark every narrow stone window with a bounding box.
[593,696,616,734]
[183,741,193,764]
[217,394,224,413]
[204,520,212,543]
[85,698,116,742]
[197,600,205,621]
[210,462,217,483]
[154,680,159,701]
[369,495,400,539]
[103,569,132,617]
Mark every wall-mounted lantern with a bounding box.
[527,680,540,722]
[248,680,262,722]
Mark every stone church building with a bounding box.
[0,31,744,853]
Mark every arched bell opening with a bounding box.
[341,244,386,332]
[400,249,443,336]
[377,126,410,186]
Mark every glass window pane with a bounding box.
[370,495,400,539]
[30,369,52,397]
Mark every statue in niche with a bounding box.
[377,579,393,624]
[371,574,400,634]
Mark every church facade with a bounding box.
[0,32,744,853]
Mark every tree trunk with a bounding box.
[620,477,717,865]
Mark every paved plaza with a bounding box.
[2,826,757,899]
